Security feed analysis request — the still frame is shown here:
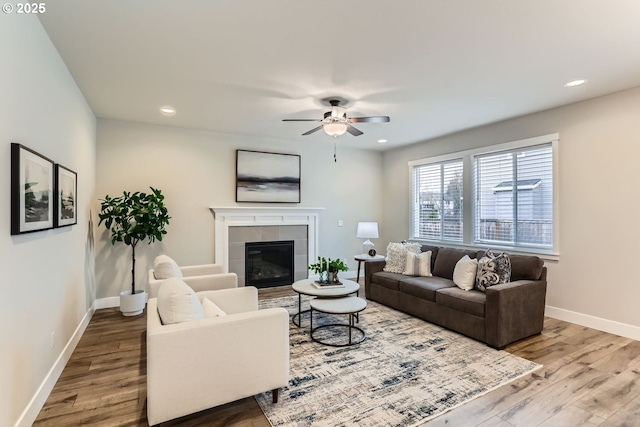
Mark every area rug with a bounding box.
[255,296,541,427]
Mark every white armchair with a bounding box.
[146,285,290,426]
[148,255,238,298]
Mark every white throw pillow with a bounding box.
[403,251,432,277]
[153,255,183,279]
[202,297,227,318]
[384,242,422,274]
[156,278,204,324]
[452,255,478,291]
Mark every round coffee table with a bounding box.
[310,296,367,347]
[291,278,359,328]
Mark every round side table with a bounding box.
[354,254,386,284]
[291,278,359,328]
[310,296,367,347]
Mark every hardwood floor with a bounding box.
[33,284,640,427]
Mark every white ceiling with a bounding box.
[38,1,640,150]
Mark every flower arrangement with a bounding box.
[309,256,348,283]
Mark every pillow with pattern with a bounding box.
[475,249,511,292]
[403,251,432,277]
[384,242,421,274]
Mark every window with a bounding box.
[473,144,553,249]
[409,134,558,255]
[411,159,463,242]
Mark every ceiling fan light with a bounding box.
[323,122,348,137]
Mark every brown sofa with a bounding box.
[364,245,547,349]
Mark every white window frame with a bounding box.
[408,133,559,259]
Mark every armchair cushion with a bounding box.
[202,297,226,318]
[154,255,183,279]
[157,278,204,324]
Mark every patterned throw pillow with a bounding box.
[475,249,512,292]
[384,242,421,274]
[403,251,432,277]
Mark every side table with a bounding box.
[354,254,386,284]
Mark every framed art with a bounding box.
[11,143,55,234]
[54,164,77,228]
[236,149,301,203]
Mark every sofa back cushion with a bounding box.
[475,251,544,281]
[432,248,478,280]
[420,245,439,272]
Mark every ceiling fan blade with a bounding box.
[302,125,324,136]
[346,124,363,136]
[283,119,322,122]
[348,116,390,123]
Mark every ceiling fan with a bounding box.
[283,99,390,138]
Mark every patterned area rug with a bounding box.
[256,296,541,427]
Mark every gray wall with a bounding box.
[95,119,384,299]
[1,15,97,427]
[381,86,640,332]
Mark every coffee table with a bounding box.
[310,296,367,347]
[291,278,359,327]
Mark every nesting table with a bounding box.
[291,278,360,327]
[310,296,367,347]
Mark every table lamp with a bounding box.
[356,222,379,255]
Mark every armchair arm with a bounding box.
[485,279,547,349]
[364,260,386,299]
[180,263,224,277]
[196,286,258,314]
[181,273,238,293]
[147,299,289,425]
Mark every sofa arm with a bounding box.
[484,280,547,349]
[146,299,289,425]
[180,263,224,277]
[196,287,258,315]
[364,260,386,299]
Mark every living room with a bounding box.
[3,2,640,427]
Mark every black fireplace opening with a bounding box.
[245,240,294,288]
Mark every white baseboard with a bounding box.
[545,305,640,341]
[14,304,95,427]
[95,296,120,309]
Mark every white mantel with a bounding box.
[209,206,325,272]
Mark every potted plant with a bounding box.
[309,256,349,283]
[98,187,170,316]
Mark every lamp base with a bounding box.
[362,239,374,256]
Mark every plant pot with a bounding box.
[120,290,147,316]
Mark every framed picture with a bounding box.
[11,143,55,235]
[54,164,77,228]
[236,150,301,203]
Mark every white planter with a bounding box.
[120,290,147,316]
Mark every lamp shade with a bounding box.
[356,222,379,239]
[323,122,348,137]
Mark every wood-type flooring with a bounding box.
[33,284,640,426]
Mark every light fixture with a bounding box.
[323,122,348,138]
[378,139,388,144]
[160,106,176,116]
[564,79,588,87]
[356,222,379,255]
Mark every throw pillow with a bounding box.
[156,277,204,324]
[475,249,512,292]
[452,255,478,291]
[202,297,227,318]
[153,255,183,279]
[384,242,421,274]
[403,251,432,277]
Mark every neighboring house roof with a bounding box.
[493,179,542,192]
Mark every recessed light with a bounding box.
[160,106,176,116]
[564,79,588,88]
[377,139,388,144]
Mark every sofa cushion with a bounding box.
[432,248,478,280]
[398,276,456,302]
[153,255,183,279]
[453,255,478,291]
[420,245,439,271]
[509,254,545,281]
[156,278,204,325]
[436,287,486,317]
[372,271,404,291]
[202,297,226,318]
[475,250,511,292]
[403,251,432,277]
[384,242,421,274]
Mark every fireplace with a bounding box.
[245,240,294,288]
